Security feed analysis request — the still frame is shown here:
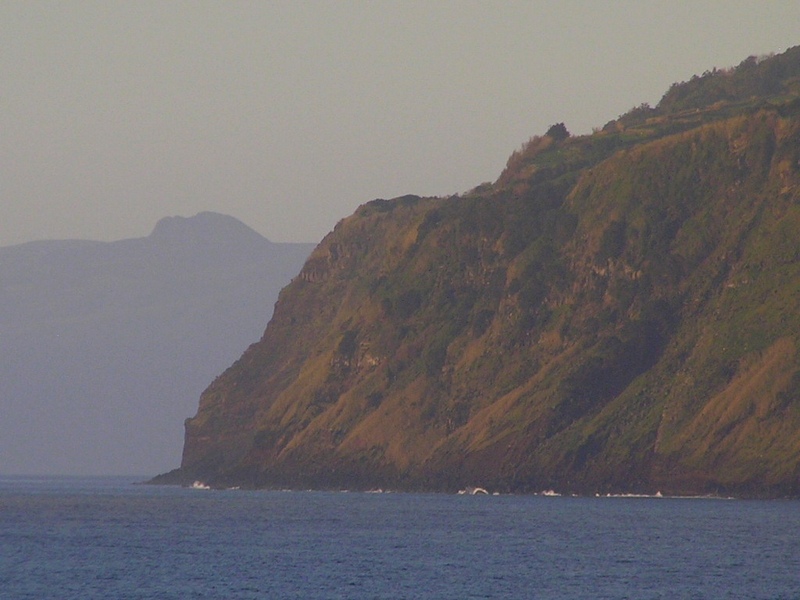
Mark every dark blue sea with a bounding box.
[1,476,798,599]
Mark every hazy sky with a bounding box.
[3,1,799,246]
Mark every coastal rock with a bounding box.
[160,48,800,497]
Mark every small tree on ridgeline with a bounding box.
[545,122,570,141]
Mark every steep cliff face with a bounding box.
[161,48,800,496]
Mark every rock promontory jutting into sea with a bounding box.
[155,46,800,498]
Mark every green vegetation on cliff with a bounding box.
[159,46,800,497]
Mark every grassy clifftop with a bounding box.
[161,47,800,497]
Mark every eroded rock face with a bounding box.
[162,47,800,497]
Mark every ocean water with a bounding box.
[0,476,798,599]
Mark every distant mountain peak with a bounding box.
[149,212,270,246]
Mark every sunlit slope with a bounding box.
[165,48,800,496]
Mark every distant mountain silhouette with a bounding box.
[0,212,313,475]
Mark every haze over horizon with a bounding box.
[3,1,799,247]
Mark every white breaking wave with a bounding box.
[458,486,489,495]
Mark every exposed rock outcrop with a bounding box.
[158,48,800,497]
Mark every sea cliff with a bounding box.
[156,47,800,497]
